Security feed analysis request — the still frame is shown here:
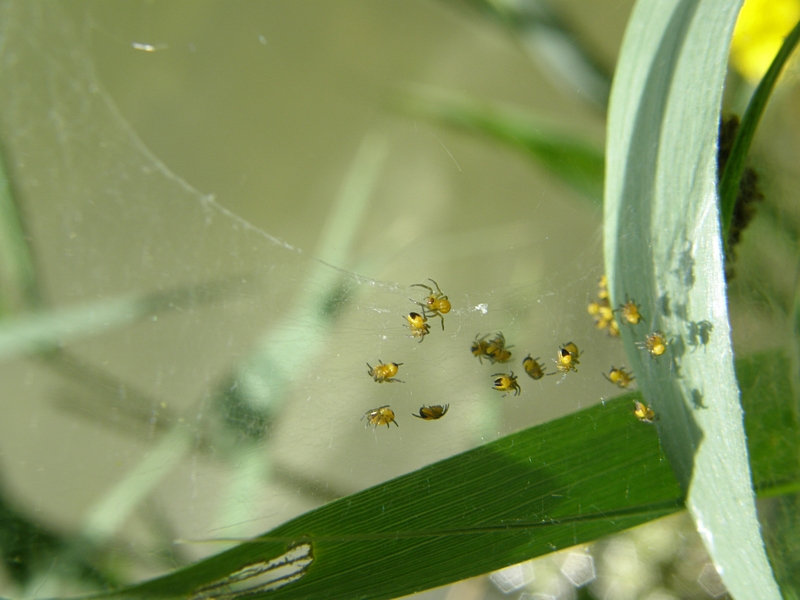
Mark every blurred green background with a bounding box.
[0,0,798,598]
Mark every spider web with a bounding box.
[0,2,627,596]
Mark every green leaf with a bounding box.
[102,396,683,599]
[739,350,800,598]
[761,494,800,600]
[738,351,800,497]
[87,345,800,599]
[399,88,605,202]
[604,1,780,598]
[719,18,800,245]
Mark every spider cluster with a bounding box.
[362,279,452,430]
[363,276,666,431]
[589,285,652,418]
[587,276,620,337]
[471,330,586,396]
[588,277,669,364]
[586,274,716,426]
[471,332,513,364]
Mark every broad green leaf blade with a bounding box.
[103,396,683,599]
[89,348,799,600]
[604,1,780,598]
[399,88,605,202]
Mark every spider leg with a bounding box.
[409,298,428,310]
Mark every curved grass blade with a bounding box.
[98,396,683,599]
[719,18,800,246]
[604,1,780,598]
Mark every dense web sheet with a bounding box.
[0,2,628,594]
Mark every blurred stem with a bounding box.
[0,144,42,315]
[793,260,800,417]
[449,0,612,110]
[719,18,800,248]
[399,88,605,202]
[82,424,195,545]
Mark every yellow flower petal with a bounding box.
[730,0,800,82]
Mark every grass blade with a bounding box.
[84,345,800,599]
[101,396,683,599]
[719,18,800,245]
[739,350,800,597]
[604,1,780,598]
[739,350,800,497]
